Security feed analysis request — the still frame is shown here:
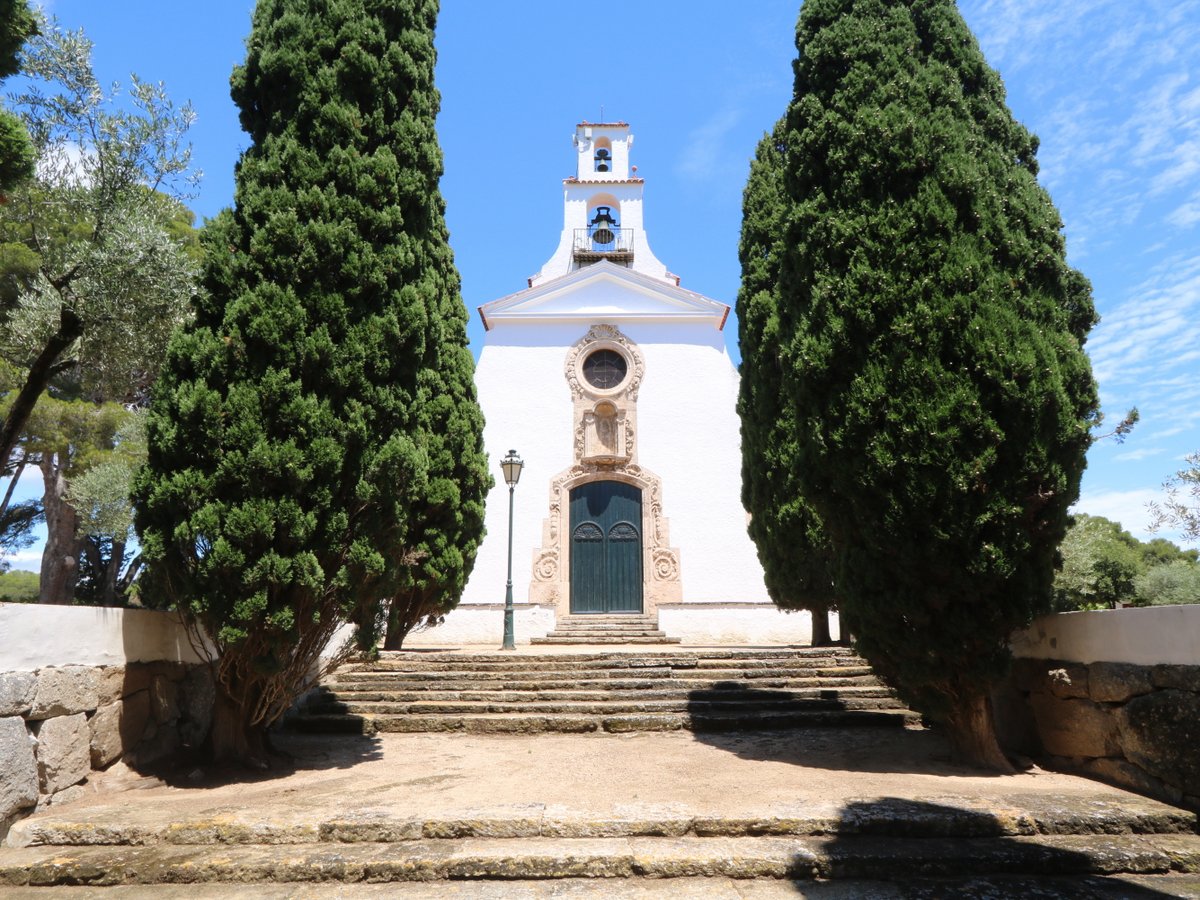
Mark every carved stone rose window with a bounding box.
[582,349,628,391]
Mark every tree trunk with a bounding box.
[102,538,125,606]
[810,606,832,646]
[207,685,272,769]
[383,589,435,651]
[942,691,1016,773]
[382,600,405,651]
[0,307,82,469]
[0,453,26,516]
[38,452,80,605]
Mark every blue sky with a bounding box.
[3,0,1199,569]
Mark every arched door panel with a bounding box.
[569,482,643,614]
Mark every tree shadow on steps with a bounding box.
[686,682,982,778]
[779,797,1187,899]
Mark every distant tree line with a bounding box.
[1054,513,1200,611]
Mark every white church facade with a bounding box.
[406,122,820,646]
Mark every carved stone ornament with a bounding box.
[534,549,558,582]
[652,548,680,581]
[527,325,681,615]
[564,324,646,401]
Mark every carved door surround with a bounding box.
[528,324,682,618]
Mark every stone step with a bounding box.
[306,696,908,717]
[11,799,1194,847]
[529,635,683,644]
[7,874,1200,898]
[5,833,1200,886]
[308,685,898,704]
[356,647,860,666]
[318,675,886,695]
[292,708,922,734]
[338,657,864,676]
[329,666,876,684]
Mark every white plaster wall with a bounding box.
[1010,607,1200,666]
[626,323,770,604]
[402,606,555,647]
[658,606,841,646]
[0,603,209,672]
[462,318,770,609]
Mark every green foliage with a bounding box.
[136,0,489,757]
[1150,451,1200,544]
[0,567,37,601]
[766,0,1099,761]
[1053,513,1200,610]
[1053,514,1144,610]
[1135,561,1200,607]
[0,0,35,193]
[67,411,146,541]
[736,118,837,637]
[0,16,197,475]
[0,497,38,567]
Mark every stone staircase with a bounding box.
[531,614,681,644]
[289,647,920,735]
[5,797,1200,895]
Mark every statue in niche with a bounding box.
[582,400,626,463]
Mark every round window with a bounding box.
[582,349,628,390]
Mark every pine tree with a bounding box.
[135,0,489,763]
[772,0,1099,769]
[736,118,837,645]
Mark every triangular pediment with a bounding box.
[478,261,730,331]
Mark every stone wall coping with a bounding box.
[1011,606,1200,667]
[0,604,212,672]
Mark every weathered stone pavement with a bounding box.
[2,727,1199,896]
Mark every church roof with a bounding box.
[478,260,730,332]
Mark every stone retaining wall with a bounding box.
[999,607,1200,810]
[0,604,214,839]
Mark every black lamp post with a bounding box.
[500,449,524,651]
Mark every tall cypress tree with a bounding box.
[772,0,1098,769]
[0,0,35,194]
[736,118,837,646]
[135,0,489,763]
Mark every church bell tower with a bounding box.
[529,122,674,288]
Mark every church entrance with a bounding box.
[569,481,643,614]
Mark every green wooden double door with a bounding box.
[569,481,643,614]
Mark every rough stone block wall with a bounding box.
[0,661,213,838]
[995,658,1200,810]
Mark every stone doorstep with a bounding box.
[4,834,1200,886]
[11,801,1197,849]
[529,638,683,645]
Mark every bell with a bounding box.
[594,147,611,172]
[590,206,617,245]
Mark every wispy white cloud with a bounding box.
[1114,447,1166,462]
[1167,194,1200,228]
[676,108,743,181]
[1073,488,1165,541]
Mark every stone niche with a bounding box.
[529,324,682,618]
